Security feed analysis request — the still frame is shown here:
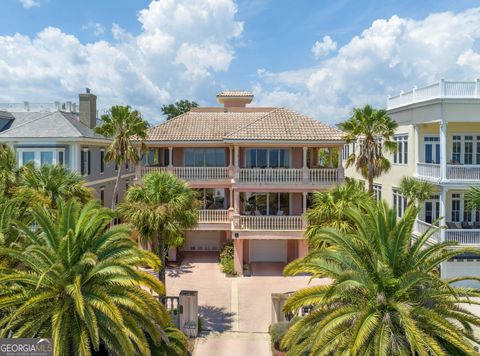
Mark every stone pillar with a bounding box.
[302,147,309,183]
[233,239,243,276]
[234,190,240,214]
[439,118,447,180]
[179,290,198,338]
[298,240,309,258]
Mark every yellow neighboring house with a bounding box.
[344,79,480,286]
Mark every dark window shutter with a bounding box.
[80,151,85,175]
[87,150,91,175]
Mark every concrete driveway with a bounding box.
[166,252,330,356]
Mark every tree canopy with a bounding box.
[161,100,198,120]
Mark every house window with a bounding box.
[184,148,226,167]
[373,184,382,201]
[392,189,407,218]
[342,145,350,160]
[18,148,65,167]
[451,193,461,222]
[58,151,64,166]
[197,188,226,209]
[245,148,290,168]
[452,135,480,164]
[81,149,90,176]
[423,195,440,224]
[40,151,53,166]
[22,151,35,165]
[242,192,289,216]
[394,135,408,164]
[100,187,105,206]
[100,149,105,173]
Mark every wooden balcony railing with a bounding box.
[239,215,304,231]
[198,209,230,223]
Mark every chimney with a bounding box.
[79,88,97,129]
[216,90,253,108]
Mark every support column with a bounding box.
[298,240,309,258]
[302,147,309,183]
[302,192,307,213]
[135,147,142,181]
[234,191,240,214]
[413,124,419,165]
[168,147,173,168]
[440,117,447,181]
[234,146,240,180]
[302,147,308,168]
[337,146,344,182]
[228,146,234,180]
[233,239,243,276]
[439,186,447,242]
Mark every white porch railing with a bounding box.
[239,168,303,183]
[447,165,480,180]
[414,219,440,243]
[309,168,338,183]
[416,163,480,181]
[198,209,230,223]
[388,80,480,109]
[416,163,440,180]
[445,229,480,246]
[239,215,304,230]
[141,166,229,180]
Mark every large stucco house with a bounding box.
[0,92,135,206]
[136,91,345,275]
[344,79,480,285]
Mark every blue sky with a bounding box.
[2,0,480,123]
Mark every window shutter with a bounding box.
[87,150,91,175]
[80,151,85,175]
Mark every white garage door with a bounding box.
[250,240,286,262]
[183,231,220,252]
[444,261,480,288]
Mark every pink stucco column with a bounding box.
[233,239,243,276]
[298,239,309,258]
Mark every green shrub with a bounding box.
[269,321,290,351]
[219,241,236,275]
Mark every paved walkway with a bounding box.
[165,252,329,356]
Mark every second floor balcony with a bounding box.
[416,163,480,182]
[414,219,480,247]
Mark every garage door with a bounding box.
[444,261,480,288]
[250,240,286,262]
[182,231,220,252]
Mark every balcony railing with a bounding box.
[198,209,230,223]
[416,163,480,181]
[239,215,304,231]
[239,168,339,184]
[414,219,480,246]
[388,80,480,109]
[445,229,480,246]
[414,219,440,242]
[141,166,229,180]
[239,168,302,183]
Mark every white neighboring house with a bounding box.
[0,91,135,207]
[344,79,480,287]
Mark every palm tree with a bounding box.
[399,176,434,206]
[339,104,398,193]
[95,105,149,209]
[466,186,480,210]
[282,202,480,355]
[116,171,199,285]
[0,144,18,198]
[0,199,186,355]
[14,164,92,210]
[304,179,373,249]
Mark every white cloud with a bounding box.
[18,0,40,8]
[256,8,480,123]
[82,22,105,36]
[311,36,337,59]
[0,0,243,122]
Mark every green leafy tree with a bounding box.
[95,105,149,209]
[161,100,198,120]
[340,104,398,193]
[399,176,434,207]
[0,200,186,355]
[116,171,199,286]
[304,179,373,249]
[282,202,480,355]
[14,164,92,210]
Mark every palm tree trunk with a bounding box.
[367,163,374,193]
[158,230,166,288]
[111,164,122,210]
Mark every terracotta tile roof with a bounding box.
[145,107,343,143]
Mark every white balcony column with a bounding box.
[302,147,309,183]
[234,146,240,180]
[302,147,308,168]
[229,146,233,167]
[168,146,173,168]
[337,146,344,181]
[302,192,307,213]
[229,188,234,209]
[234,190,240,214]
[413,124,419,165]
[439,186,447,243]
[439,116,447,180]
